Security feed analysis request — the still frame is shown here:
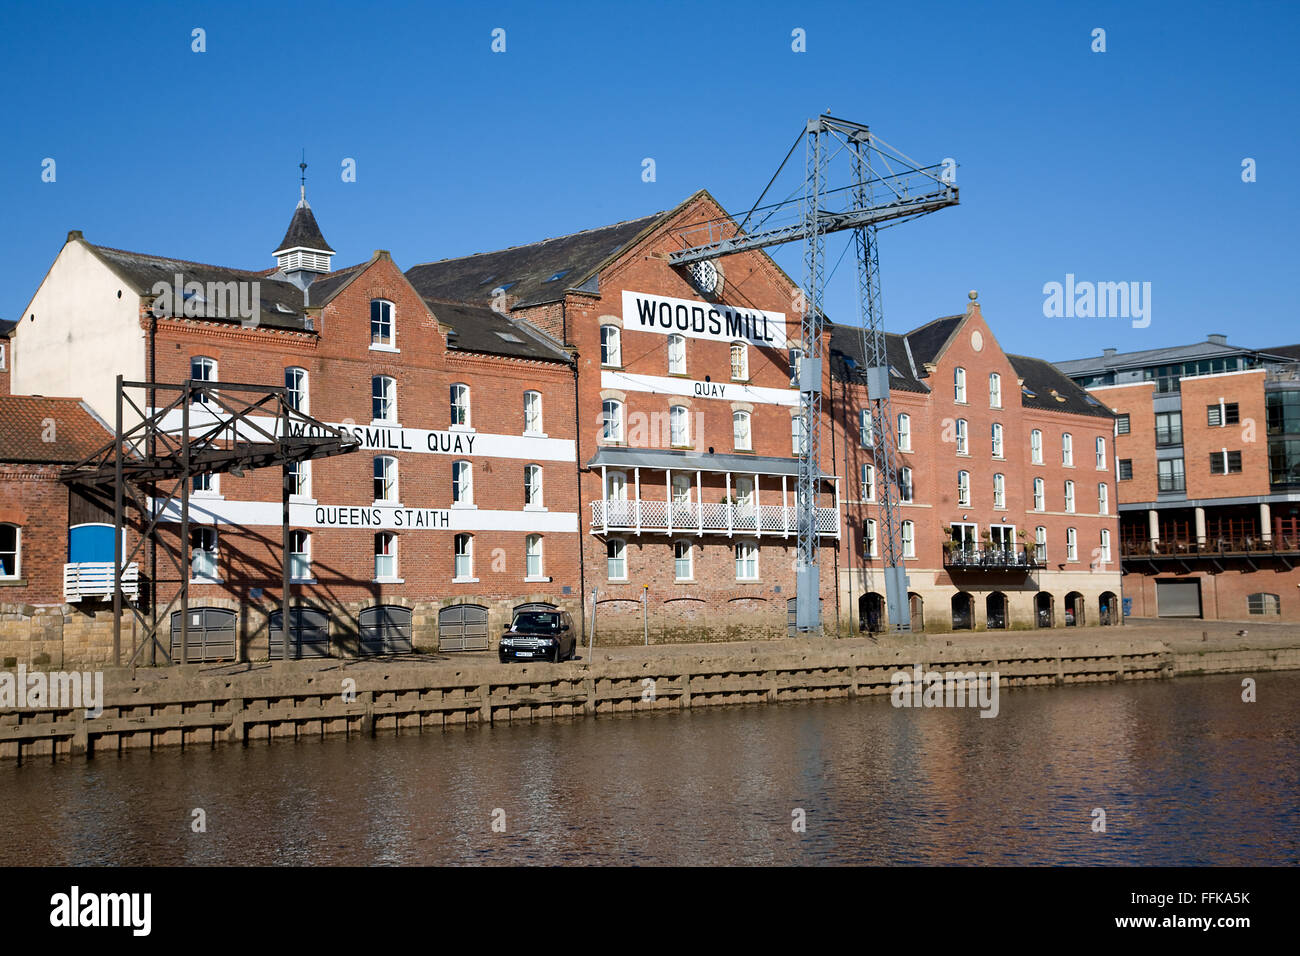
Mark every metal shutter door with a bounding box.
[1156,579,1202,618]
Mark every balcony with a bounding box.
[1120,535,1300,570]
[590,499,839,537]
[942,547,1043,572]
[63,562,139,602]
[1265,363,1300,384]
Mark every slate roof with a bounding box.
[273,199,335,254]
[406,212,668,310]
[0,396,113,464]
[89,244,311,330]
[305,262,367,308]
[1259,344,1300,362]
[1009,354,1114,419]
[904,315,964,366]
[429,301,572,364]
[0,319,15,338]
[828,322,928,394]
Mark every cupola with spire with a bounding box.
[273,155,334,290]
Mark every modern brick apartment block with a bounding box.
[1059,335,1300,621]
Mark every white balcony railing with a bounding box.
[63,562,139,603]
[591,499,839,536]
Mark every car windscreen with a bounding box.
[512,612,560,633]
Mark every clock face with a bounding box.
[688,260,719,295]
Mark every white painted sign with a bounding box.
[152,409,575,461]
[153,498,578,532]
[600,370,800,407]
[622,290,789,349]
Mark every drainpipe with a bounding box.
[565,300,588,646]
[148,305,158,665]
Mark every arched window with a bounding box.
[1064,479,1076,513]
[525,535,544,579]
[454,533,473,579]
[1033,477,1045,511]
[450,383,471,427]
[373,456,398,503]
[190,356,216,405]
[863,519,878,558]
[523,390,543,434]
[859,409,873,446]
[524,464,543,508]
[1096,436,1107,469]
[730,342,749,380]
[289,530,311,581]
[289,459,311,499]
[1031,429,1043,464]
[791,414,805,456]
[374,532,398,580]
[897,413,912,451]
[0,524,20,578]
[192,470,218,496]
[191,527,218,580]
[670,405,690,446]
[370,299,394,347]
[1062,432,1074,466]
[955,418,969,454]
[600,325,621,366]
[957,470,971,506]
[606,538,627,581]
[601,399,624,443]
[861,463,875,501]
[993,473,1006,509]
[734,539,759,580]
[452,460,473,505]
[901,520,916,558]
[991,422,1004,458]
[285,367,309,413]
[1100,529,1112,563]
[1098,482,1109,514]
[1247,593,1281,615]
[372,375,396,423]
[673,539,693,580]
[667,334,686,374]
[989,372,1002,407]
[954,366,967,403]
[732,410,752,451]
[900,466,914,503]
[1066,527,1078,561]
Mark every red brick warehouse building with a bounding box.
[5,185,1131,664]
[406,190,841,643]
[9,193,581,659]
[830,295,1122,632]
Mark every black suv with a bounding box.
[498,609,577,663]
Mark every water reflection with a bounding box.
[1,673,1296,866]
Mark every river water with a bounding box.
[1,672,1296,866]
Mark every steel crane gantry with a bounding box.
[668,114,958,633]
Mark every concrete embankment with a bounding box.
[2,623,1297,763]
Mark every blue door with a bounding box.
[69,523,117,562]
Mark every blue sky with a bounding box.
[1,0,1296,361]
